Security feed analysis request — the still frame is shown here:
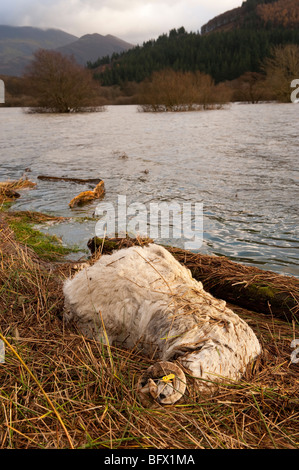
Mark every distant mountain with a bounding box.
[0,25,134,76]
[56,33,134,66]
[0,25,77,44]
[0,25,78,76]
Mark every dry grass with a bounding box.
[0,222,299,449]
[167,246,299,321]
[0,178,36,204]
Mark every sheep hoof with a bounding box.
[137,361,186,406]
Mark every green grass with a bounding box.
[0,200,14,211]
[7,212,80,261]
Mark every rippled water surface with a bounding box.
[0,104,298,276]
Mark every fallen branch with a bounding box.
[69,180,105,208]
[37,175,103,185]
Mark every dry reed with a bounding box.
[0,178,36,204]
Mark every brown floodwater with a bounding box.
[0,103,298,277]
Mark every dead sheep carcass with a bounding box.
[63,244,261,404]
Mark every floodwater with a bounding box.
[0,103,298,277]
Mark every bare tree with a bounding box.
[24,49,104,113]
[263,44,299,103]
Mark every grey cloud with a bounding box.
[0,0,242,43]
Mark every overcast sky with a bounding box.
[0,0,243,44]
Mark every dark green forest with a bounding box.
[87,0,299,86]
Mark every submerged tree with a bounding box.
[263,44,299,102]
[24,49,104,113]
[138,69,231,112]
[231,71,269,103]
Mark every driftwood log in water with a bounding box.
[69,181,105,208]
[87,236,299,322]
[37,176,105,208]
[37,176,103,185]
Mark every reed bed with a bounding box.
[0,220,299,449]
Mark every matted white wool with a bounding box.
[63,244,261,392]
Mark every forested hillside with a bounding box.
[88,0,299,86]
[89,28,299,85]
[200,0,297,34]
[257,0,299,28]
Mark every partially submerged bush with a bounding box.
[138,69,232,112]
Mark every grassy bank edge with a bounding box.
[2,208,81,262]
